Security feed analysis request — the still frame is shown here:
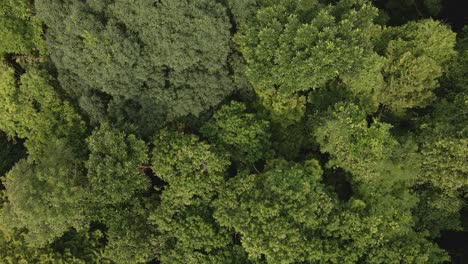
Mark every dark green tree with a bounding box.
[96,196,159,264]
[36,0,235,136]
[446,26,468,93]
[374,0,443,25]
[1,139,88,247]
[0,64,88,247]
[0,222,109,264]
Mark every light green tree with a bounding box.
[150,130,247,263]
[201,101,271,165]
[214,159,338,263]
[0,0,44,56]
[378,19,456,112]
[0,66,85,158]
[236,0,381,123]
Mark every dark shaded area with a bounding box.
[437,230,468,264]
[435,1,468,258]
[436,203,468,263]
[437,0,468,32]
[0,132,26,179]
[323,167,353,201]
[227,163,239,178]
[253,159,266,173]
[142,167,168,198]
[373,0,468,33]
[372,0,435,26]
[51,225,108,257]
[3,53,26,85]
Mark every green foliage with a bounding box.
[227,0,258,28]
[236,0,380,122]
[84,126,155,263]
[152,130,230,204]
[0,0,45,56]
[99,198,158,264]
[0,0,465,262]
[215,159,338,263]
[378,19,456,112]
[201,101,271,164]
[0,228,62,264]
[0,65,85,158]
[85,124,150,206]
[315,103,410,189]
[413,188,464,237]
[1,139,88,247]
[326,198,449,263]
[258,90,307,126]
[150,130,243,263]
[238,0,380,92]
[340,53,385,113]
[419,137,468,195]
[52,229,110,264]
[0,227,109,264]
[36,0,235,136]
[313,102,451,261]
[412,93,468,236]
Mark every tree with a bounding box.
[314,103,410,190]
[377,19,456,112]
[0,225,109,264]
[0,65,88,247]
[96,197,159,264]
[200,101,271,165]
[1,139,88,247]
[85,124,150,206]
[0,0,465,262]
[227,0,259,29]
[324,196,449,263]
[84,126,156,263]
[36,0,235,136]
[313,102,450,262]
[150,130,245,262]
[236,0,381,123]
[446,26,468,93]
[0,65,85,158]
[0,0,44,56]
[412,92,468,236]
[214,159,340,263]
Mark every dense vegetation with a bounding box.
[0,0,466,263]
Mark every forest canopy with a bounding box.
[0,0,467,263]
